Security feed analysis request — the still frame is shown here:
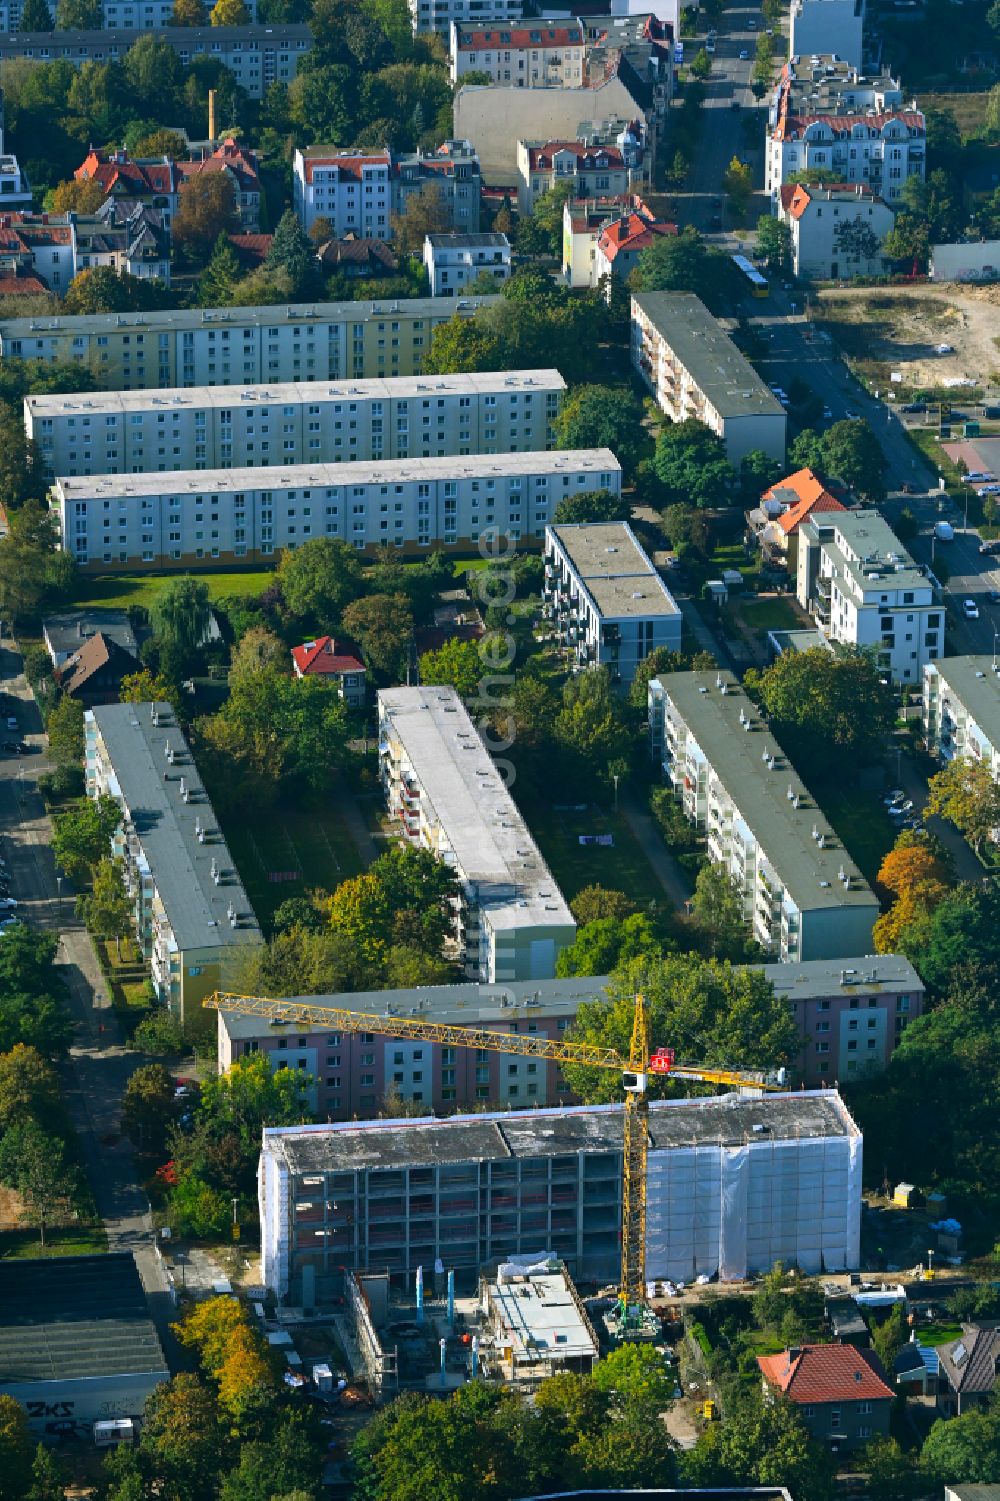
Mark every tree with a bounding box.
[340,593,414,679]
[925,756,1000,854]
[288,63,355,144]
[684,1384,834,1500]
[63,267,167,315]
[519,178,575,257]
[168,1173,233,1238]
[174,1295,247,1376]
[151,575,211,670]
[170,0,208,21]
[756,214,791,274]
[691,862,759,960]
[739,448,783,504]
[561,952,798,1102]
[0,927,72,1057]
[55,0,101,25]
[0,1121,79,1247]
[26,1445,67,1501]
[0,408,44,511]
[551,487,631,525]
[554,386,649,480]
[219,1414,321,1499]
[921,1408,1000,1484]
[18,0,53,29]
[820,418,885,501]
[391,182,454,254]
[131,1009,185,1055]
[419,638,483,699]
[51,794,121,884]
[139,1375,224,1501]
[653,419,734,507]
[265,208,323,300]
[553,669,632,791]
[631,226,726,308]
[122,1062,178,1155]
[120,667,178,706]
[570,885,638,925]
[276,536,364,624]
[662,503,710,554]
[556,913,662,977]
[46,692,85,769]
[327,846,458,974]
[78,855,133,958]
[871,1301,907,1376]
[197,1052,313,1158]
[123,34,184,118]
[863,1437,922,1501]
[199,232,242,305]
[130,128,188,159]
[588,1341,674,1418]
[743,646,894,775]
[423,311,504,374]
[47,176,106,213]
[723,156,753,220]
[0,1044,60,1128]
[211,0,249,19]
[0,1397,33,1501]
[173,175,239,266]
[689,45,712,77]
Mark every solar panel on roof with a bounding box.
[953,1341,968,1366]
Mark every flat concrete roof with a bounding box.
[486,1267,597,1361]
[55,449,618,503]
[27,369,564,420]
[0,1253,168,1384]
[631,292,786,420]
[378,686,574,933]
[807,509,927,597]
[927,655,1000,753]
[654,670,877,914]
[760,954,922,1002]
[547,521,680,620]
[89,701,260,955]
[220,975,612,1042]
[263,1091,860,1174]
[768,627,834,656]
[0,295,500,341]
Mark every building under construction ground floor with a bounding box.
[259,1092,862,1307]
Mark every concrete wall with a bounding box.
[454,80,643,183]
[930,240,1000,282]
[2,1372,168,1439]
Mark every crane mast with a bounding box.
[205,990,784,1323]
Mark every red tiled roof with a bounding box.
[456,24,583,48]
[528,141,626,170]
[228,232,272,266]
[763,468,845,533]
[597,211,676,259]
[758,1344,894,1404]
[75,150,178,197]
[291,636,365,676]
[0,273,49,296]
[301,151,391,186]
[775,109,924,142]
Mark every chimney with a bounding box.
[208,89,217,146]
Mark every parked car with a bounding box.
[935,343,955,355]
[901,402,927,414]
[935,521,955,542]
[963,599,980,619]
[739,47,749,57]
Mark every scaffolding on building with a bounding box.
[345,1272,398,1403]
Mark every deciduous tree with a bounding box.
[151,575,211,669]
[556,913,662,977]
[0,1396,33,1501]
[755,214,791,273]
[340,592,413,679]
[552,487,632,525]
[210,0,249,20]
[55,0,101,26]
[173,174,240,265]
[78,855,132,958]
[276,535,364,624]
[46,176,106,213]
[390,181,453,254]
[139,1374,225,1501]
[0,1120,80,1246]
[52,794,121,884]
[0,1044,60,1128]
[743,646,894,774]
[419,637,483,698]
[554,385,649,480]
[653,419,734,507]
[170,0,208,22]
[925,756,1000,854]
[569,885,638,925]
[18,0,53,29]
[123,1062,177,1155]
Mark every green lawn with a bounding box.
[819,783,894,885]
[0,1225,108,1258]
[918,1323,963,1348]
[518,797,666,909]
[216,798,364,932]
[70,569,276,612]
[729,596,804,633]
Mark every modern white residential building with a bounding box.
[631,292,787,465]
[378,686,577,982]
[85,701,260,1027]
[767,58,924,208]
[796,509,944,684]
[450,20,586,86]
[27,369,565,477]
[779,182,894,280]
[258,1091,862,1301]
[54,448,621,569]
[410,0,521,39]
[0,296,500,391]
[789,0,864,69]
[516,140,630,216]
[0,26,311,101]
[543,521,681,683]
[649,670,879,961]
[292,143,482,236]
[423,232,512,296]
[923,656,1000,780]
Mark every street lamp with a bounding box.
[993,631,998,672]
[55,875,62,915]
[612,772,620,813]
[927,1248,935,1277]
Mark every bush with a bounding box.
[38,764,85,802]
[131,1009,185,1056]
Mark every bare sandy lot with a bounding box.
[814,283,1000,393]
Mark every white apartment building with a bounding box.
[411,0,521,38]
[292,143,481,236]
[0,26,311,101]
[789,0,864,69]
[779,183,894,279]
[377,686,576,981]
[631,292,786,465]
[649,670,879,962]
[796,509,944,684]
[767,58,923,207]
[85,701,260,1028]
[0,296,499,392]
[544,521,681,683]
[54,448,621,570]
[923,656,1000,780]
[516,140,630,216]
[26,369,565,477]
[423,232,511,296]
[450,20,585,86]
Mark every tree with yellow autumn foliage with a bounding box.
[217,1325,276,1424]
[873,831,952,954]
[174,1295,245,1378]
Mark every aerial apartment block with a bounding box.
[649,670,879,961]
[258,1091,863,1303]
[631,292,786,465]
[543,521,681,684]
[423,233,512,297]
[377,686,577,983]
[85,701,260,1027]
[54,449,620,569]
[0,26,311,100]
[923,655,1000,779]
[292,142,482,235]
[26,369,565,478]
[796,508,943,684]
[0,295,499,392]
[789,0,864,68]
[450,20,586,86]
[218,974,605,1120]
[411,0,521,39]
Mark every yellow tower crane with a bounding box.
[204,991,786,1324]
